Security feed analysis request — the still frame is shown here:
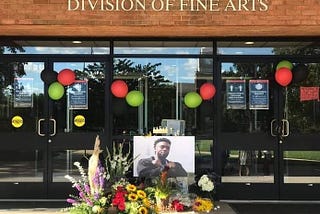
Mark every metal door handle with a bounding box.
[281,119,289,137]
[38,119,45,136]
[270,119,277,137]
[50,118,56,136]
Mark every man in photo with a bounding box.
[136,137,187,178]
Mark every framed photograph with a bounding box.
[133,136,195,177]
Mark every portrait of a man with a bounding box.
[133,136,195,178]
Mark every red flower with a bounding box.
[172,199,184,212]
[112,186,127,210]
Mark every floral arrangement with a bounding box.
[63,136,216,214]
[63,161,108,214]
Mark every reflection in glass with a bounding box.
[0,62,44,132]
[195,139,213,173]
[53,62,105,133]
[3,40,110,55]
[222,150,274,183]
[52,150,91,182]
[284,151,320,183]
[112,57,213,137]
[0,150,43,182]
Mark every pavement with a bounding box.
[0,202,237,213]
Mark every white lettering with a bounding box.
[239,0,249,11]
[259,0,268,11]
[88,0,101,10]
[68,0,80,10]
[121,0,134,11]
[66,0,268,12]
[152,0,164,11]
[224,0,236,11]
[180,0,188,11]
[105,0,114,10]
[209,0,220,11]
[165,0,174,11]
[136,0,146,10]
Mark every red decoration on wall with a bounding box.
[57,69,76,86]
[300,87,319,101]
[111,80,128,98]
[200,83,216,100]
[275,68,292,87]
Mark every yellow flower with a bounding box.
[128,193,139,201]
[142,198,152,208]
[193,197,213,212]
[126,184,137,192]
[137,190,147,199]
[138,206,148,214]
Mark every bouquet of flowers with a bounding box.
[63,136,216,214]
[63,161,108,214]
[110,179,157,214]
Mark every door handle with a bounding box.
[270,119,277,137]
[37,119,45,136]
[50,118,56,136]
[281,119,289,137]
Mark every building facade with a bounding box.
[0,0,320,201]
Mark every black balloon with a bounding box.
[292,64,308,83]
[40,69,58,84]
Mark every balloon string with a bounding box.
[284,87,288,120]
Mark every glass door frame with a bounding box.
[215,55,320,201]
[0,54,112,199]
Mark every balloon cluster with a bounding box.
[111,80,144,107]
[41,68,76,100]
[184,82,216,108]
[275,60,308,87]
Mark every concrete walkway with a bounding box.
[0,202,236,213]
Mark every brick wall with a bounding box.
[0,0,320,37]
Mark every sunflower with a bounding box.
[126,184,137,192]
[142,198,152,208]
[138,206,148,214]
[137,190,147,199]
[128,193,139,201]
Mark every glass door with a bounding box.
[218,60,320,200]
[218,61,280,200]
[279,62,320,200]
[0,60,47,198]
[47,60,109,198]
[0,58,110,199]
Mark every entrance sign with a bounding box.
[249,79,269,110]
[67,0,269,12]
[226,79,246,109]
[68,80,88,109]
[13,78,33,108]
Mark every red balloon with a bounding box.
[57,69,76,86]
[275,68,292,87]
[200,83,216,100]
[111,80,128,98]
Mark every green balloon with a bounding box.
[276,60,293,70]
[126,90,144,107]
[48,82,65,100]
[184,92,202,108]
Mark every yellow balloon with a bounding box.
[12,116,23,128]
[74,115,85,127]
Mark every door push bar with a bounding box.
[37,118,57,137]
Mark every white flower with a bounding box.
[198,175,214,192]
[92,205,101,213]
